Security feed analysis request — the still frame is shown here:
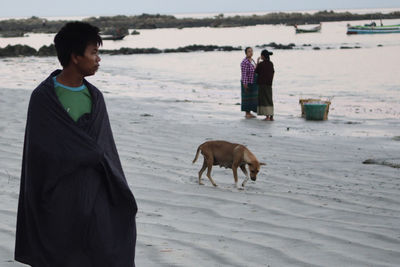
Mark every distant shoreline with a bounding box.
[1,7,399,20]
[0,42,381,58]
[0,10,399,37]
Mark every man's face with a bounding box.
[246,48,253,58]
[75,43,101,77]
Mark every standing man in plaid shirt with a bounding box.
[240,47,258,118]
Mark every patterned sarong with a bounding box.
[257,84,274,115]
[241,74,258,112]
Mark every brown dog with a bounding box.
[192,140,266,188]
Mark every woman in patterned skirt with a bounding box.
[255,49,275,121]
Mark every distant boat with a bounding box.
[295,24,321,34]
[347,22,400,34]
[101,34,126,41]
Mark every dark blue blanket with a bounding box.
[15,70,137,267]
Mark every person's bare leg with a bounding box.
[245,112,256,119]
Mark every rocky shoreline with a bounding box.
[1,10,399,37]
[0,42,381,58]
[0,44,245,57]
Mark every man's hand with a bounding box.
[243,84,249,93]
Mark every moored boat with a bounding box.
[347,23,400,34]
[101,34,126,40]
[295,24,321,33]
[100,27,128,40]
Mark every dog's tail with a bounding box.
[192,145,201,164]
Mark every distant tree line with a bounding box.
[1,10,399,36]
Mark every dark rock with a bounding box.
[256,42,295,49]
[0,44,37,57]
[0,31,25,37]
[340,46,361,49]
[101,44,241,55]
[100,47,162,55]
[363,158,400,168]
[37,44,56,56]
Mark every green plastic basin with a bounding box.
[304,103,327,120]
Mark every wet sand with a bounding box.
[1,85,399,266]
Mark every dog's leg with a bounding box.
[206,159,217,187]
[198,159,207,185]
[232,164,239,188]
[240,165,249,187]
[240,165,250,187]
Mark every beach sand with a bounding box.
[0,85,399,266]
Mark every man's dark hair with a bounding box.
[261,49,271,61]
[54,22,102,67]
[244,47,252,54]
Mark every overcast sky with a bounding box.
[1,0,399,18]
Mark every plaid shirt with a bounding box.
[241,58,256,85]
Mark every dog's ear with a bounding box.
[259,162,267,166]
